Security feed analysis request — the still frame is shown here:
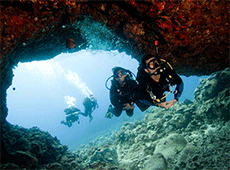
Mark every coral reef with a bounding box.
[0,1,229,167]
[1,122,83,169]
[75,68,230,170]
[1,120,122,169]
[1,69,229,169]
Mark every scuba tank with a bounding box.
[152,40,173,76]
[147,40,175,103]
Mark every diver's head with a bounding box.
[141,54,161,76]
[141,54,160,69]
[89,94,95,101]
[112,67,129,84]
[112,67,125,75]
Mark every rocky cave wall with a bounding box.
[0,1,229,121]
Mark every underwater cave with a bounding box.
[6,48,207,150]
[1,1,229,169]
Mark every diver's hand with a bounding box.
[158,99,177,109]
[124,103,135,110]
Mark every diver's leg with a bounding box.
[89,116,93,122]
[135,100,150,112]
[112,107,123,117]
[126,109,134,117]
[61,120,70,126]
[61,120,66,125]
[79,111,87,117]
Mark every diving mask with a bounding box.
[146,58,165,75]
[146,58,160,70]
[115,70,126,78]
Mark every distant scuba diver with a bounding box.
[61,106,83,127]
[136,41,184,109]
[105,66,149,118]
[82,95,99,122]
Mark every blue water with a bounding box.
[6,50,208,150]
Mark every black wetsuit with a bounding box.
[66,113,79,126]
[136,65,184,109]
[82,97,98,120]
[62,106,81,127]
[110,76,149,117]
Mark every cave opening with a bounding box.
[4,15,209,150]
[6,49,141,149]
[6,49,207,150]
[1,2,229,169]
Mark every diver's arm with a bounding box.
[173,73,183,101]
[174,82,184,100]
[168,68,184,101]
[95,100,99,108]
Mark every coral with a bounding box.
[1,67,228,169]
[0,123,82,169]
[0,1,229,169]
[76,68,230,170]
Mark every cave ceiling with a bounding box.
[0,1,229,120]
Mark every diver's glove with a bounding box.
[105,112,113,119]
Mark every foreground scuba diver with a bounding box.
[105,67,149,118]
[137,53,184,109]
[61,106,82,127]
[82,95,99,122]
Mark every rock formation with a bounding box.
[0,1,229,169]
[0,1,229,121]
[1,123,81,169]
[1,61,229,170]
[75,68,230,170]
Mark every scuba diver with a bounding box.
[82,95,99,122]
[61,106,82,127]
[105,66,149,118]
[136,42,183,109]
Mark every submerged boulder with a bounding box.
[154,133,187,160]
[143,153,168,170]
[193,68,230,122]
[194,68,230,102]
[176,145,198,169]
